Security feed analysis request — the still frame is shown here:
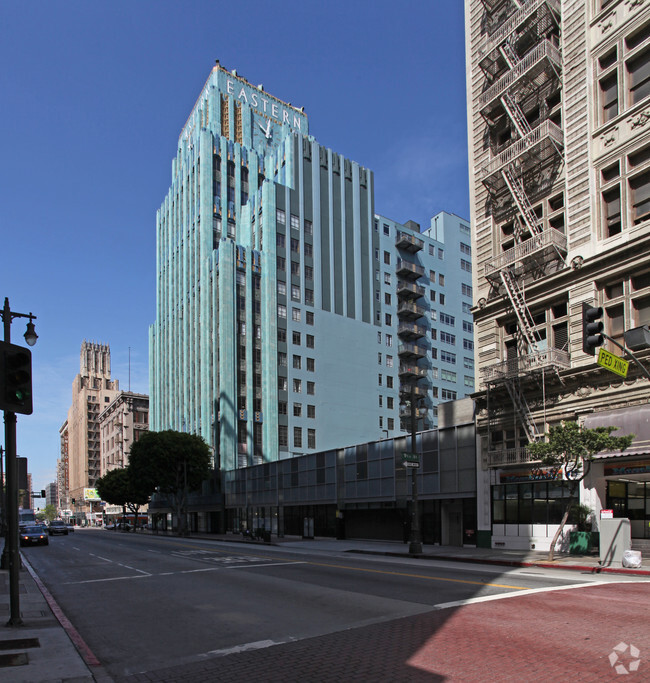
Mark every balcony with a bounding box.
[399,384,427,399]
[480,120,564,183]
[395,231,424,253]
[399,405,427,420]
[480,346,570,383]
[398,342,427,361]
[397,301,427,321]
[486,447,542,468]
[398,365,428,381]
[484,227,567,282]
[397,322,427,340]
[397,281,425,300]
[396,259,425,281]
[479,39,561,115]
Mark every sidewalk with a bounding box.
[0,534,648,682]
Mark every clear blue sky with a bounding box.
[1,1,469,498]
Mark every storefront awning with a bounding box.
[583,404,650,459]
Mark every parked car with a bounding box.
[48,520,69,536]
[20,525,49,546]
[66,523,75,533]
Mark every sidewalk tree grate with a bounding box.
[0,638,40,651]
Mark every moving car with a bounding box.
[20,525,49,546]
[48,520,69,536]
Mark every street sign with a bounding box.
[401,452,420,468]
[597,348,629,378]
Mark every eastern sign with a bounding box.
[225,79,305,132]
[597,348,629,377]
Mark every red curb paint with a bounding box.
[21,555,102,668]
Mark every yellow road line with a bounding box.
[165,541,528,591]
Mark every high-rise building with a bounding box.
[62,341,120,519]
[149,63,475,471]
[99,391,149,473]
[466,0,650,550]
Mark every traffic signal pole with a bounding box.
[1,298,38,626]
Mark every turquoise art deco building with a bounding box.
[149,63,474,471]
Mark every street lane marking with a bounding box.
[201,639,285,658]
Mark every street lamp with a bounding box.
[1,296,38,626]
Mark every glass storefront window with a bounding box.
[492,486,505,524]
[533,482,548,524]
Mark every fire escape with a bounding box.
[478,0,569,467]
[395,232,429,431]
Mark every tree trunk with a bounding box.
[547,498,574,562]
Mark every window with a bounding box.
[304,243,313,258]
[279,425,288,447]
[387,418,394,431]
[600,72,619,122]
[383,223,390,236]
[430,290,436,302]
[461,259,472,273]
[441,350,456,364]
[305,289,314,305]
[278,401,287,415]
[431,310,437,321]
[291,284,301,301]
[278,328,286,342]
[307,381,315,395]
[431,329,437,341]
[438,248,444,260]
[384,251,390,265]
[291,261,300,276]
[307,358,315,372]
[307,404,315,418]
[377,332,382,343]
[292,308,301,322]
[603,186,622,236]
[293,402,302,417]
[293,355,301,369]
[291,237,300,253]
[463,338,474,350]
[464,357,474,370]
[293,379,302,393]
[305,265,313,280]
[387,397,394,409]
[278,377,288,391]
[462,302,472,314]
[429,244,434,255]
[460,242,471,255]
[304,219,313,235]
[278,352,287,367]
[441,389,457,401]
[385,292,391,305]
[293,331,301,345]
[276,209,286,225]
[438,274,445,286]
[277,256,286,270]
[378,352,382,364]
[441,331,456,345]
[439,294,446,306]
[440,313,455,326]
[306,334,314,348]
[378,373,382,385]
[277,281,286,296]
[278,304,287,319]
[429,270,435,281]
[627,48,650,106]
[385,313,392,326]
[464,376,475,388]
[306,311,314,325]
[384,272,391,285]
[290,214,300,230]
[277,233,286,248]
[462,283,473,297]
[379,395,383,407]
[386,334,393,347]
[386,375,393,388]
[294,427,302,448]
[630,171,650,225]
[463,321,473,333]
[431,348,437,360]
[308,429,316,449]
[386,355,393,368]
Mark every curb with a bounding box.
[346,549,650,577]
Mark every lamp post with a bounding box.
[1,297,38,625]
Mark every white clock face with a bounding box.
[254,116,273,152]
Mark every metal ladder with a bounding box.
[501,165,543,236]
[500,92,531,139]
[503,378,540,442]
[500,269,540,354]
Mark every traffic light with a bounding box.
[40,489,46,498]
[71,498,76,505]
[582,302,604,355]
[0,340,33,414]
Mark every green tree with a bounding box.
[37,504,57,523]
[96,467,150,532]
[128,430,211,536]
[528,421,633,561]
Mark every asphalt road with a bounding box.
[23,530,606,679]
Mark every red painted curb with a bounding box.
[21,554,102,668]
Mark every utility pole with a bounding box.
[408,383,422,555]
